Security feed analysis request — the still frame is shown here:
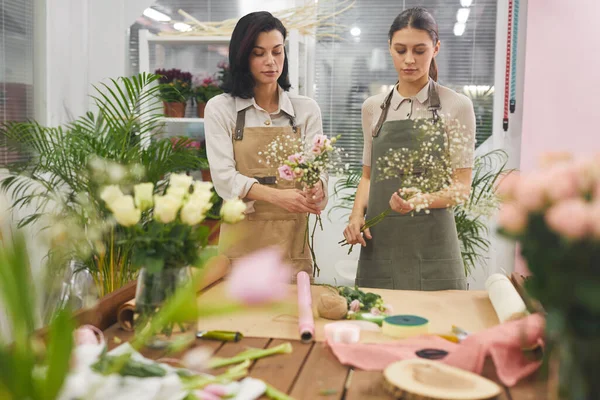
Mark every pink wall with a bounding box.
[516,0,600,274]
[520,0,600,173]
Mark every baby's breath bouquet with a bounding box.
[261,133,347,276]
[100,173,246,347]
[340,117,471,252]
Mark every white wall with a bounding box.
[43,0,153,125]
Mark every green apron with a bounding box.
[356,82,467,291]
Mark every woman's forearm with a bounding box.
[350,177,371,219]
[246,183,279,204]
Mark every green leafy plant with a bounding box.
[0,232,75,400]
[1,73,205,297]
[330,150,511,276]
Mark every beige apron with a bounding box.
[218,106,312,278]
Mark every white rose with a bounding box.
[169,173,194,190]
[134,183,154,211]
[110,195,141,227]
[153,194,182,223]
[220,198,247,224]
[167,185,190,201]
[188,191,213,213]
[100,185,124,208]
[180,198,208,226]
[193,181,213,195]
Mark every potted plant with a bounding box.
[496,153,600,400]
[100,173,246,348]
[1,73,205,300]
[192,75,223,118]
[155,68,193,118]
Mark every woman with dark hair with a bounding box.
[343,7,476,290]
[205,12,327,277]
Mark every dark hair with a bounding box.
[222,12,291,98]
[388,7,439,81]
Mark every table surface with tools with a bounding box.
[91,279,549,400]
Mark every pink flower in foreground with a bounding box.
[545,198,591,240]
[370,307,381,316]
[226,246,292,305]
[497,202,528,235]
[383,304,394,315]
[288,153,305,165]
[495,172,520,201]
[349,299,361,313]
[312,134,329,155]
[514,173,547,212]
[278,165,295,181]
[545,165,579,202]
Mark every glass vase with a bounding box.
[134,266,195,348]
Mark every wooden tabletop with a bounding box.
[102,322,548,400]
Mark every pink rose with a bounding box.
[545,198,591,240]
[349,299,361,313]
[383,304,394,315]
[226,246,291,305]
[312,134,329,155]
[497,202,528,235]
[514,173,547,212]
[288,153,305,164]
[278,165,294,181]
[545,165,579,202]
[495,172,520,200]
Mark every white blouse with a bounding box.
[204,86,328,212]
[361,80,476,169]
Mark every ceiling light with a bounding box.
[173,22,192,32]
[454,22,466,36]
[350,27,361,37]
[456,8,471,24]
[143,8,171,22]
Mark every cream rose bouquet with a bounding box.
[496,153,600,400]
[100,173,245,344]
[100,173,245,272]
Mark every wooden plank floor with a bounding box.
[103,325,546,400]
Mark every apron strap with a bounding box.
[373,83,396,138]
[428,81,442,123]
[234,106,297,141]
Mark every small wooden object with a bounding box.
[383,359,503,400]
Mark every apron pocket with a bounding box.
[356,259,393,289]
[419,258,466,291]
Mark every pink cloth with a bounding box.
[328,313,545,387]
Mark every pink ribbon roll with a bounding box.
[296,271,314,343]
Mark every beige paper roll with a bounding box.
[485,273,528,323]
[116,254,231,331]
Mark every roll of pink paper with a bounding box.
[297,271,315,343]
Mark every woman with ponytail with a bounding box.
[343,7,476,290]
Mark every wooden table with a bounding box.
[88,281,549,400]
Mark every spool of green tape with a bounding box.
[382,315,429,338]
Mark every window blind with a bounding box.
[0,0,35,166]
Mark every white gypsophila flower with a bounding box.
[193,181,213,195]
[133,182,154,211]
[220,198,246,224]
[153,194,182,223]
[109,195,141,227]
[100,185,124,208]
